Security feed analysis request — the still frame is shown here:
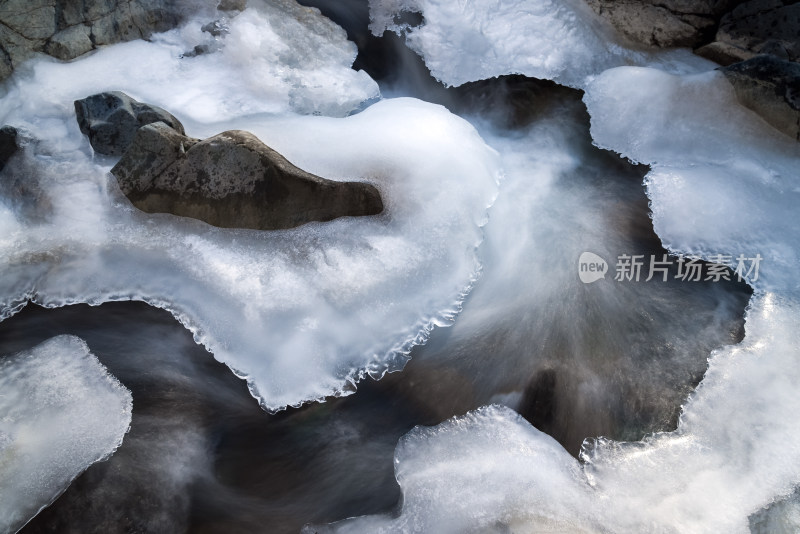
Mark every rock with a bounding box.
[0,0,57,41]
[715,1,800,62]
[0,24,38,79]
[217,0,247,11]
[695,40,758,65]
[721,55,800,141]
[0,0,202,82]
[0,127,52,219]
[201,20,229,37]
[585,0,721,48]
[44,24,93,61]
[181,44,213,58]
[587,0,800,64]
[75,92,185,157]
[0,126,20,172]
[111,122,384,230]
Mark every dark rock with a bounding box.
[716,1,800,62]
[181,44,213,58]
[587,0,800,65]
[721,55,800,140]
[695,40,758,65]
[201,20,229,37]
[518,368,557,431]
[585,0,731,48]
[75,92,185,157]
[217,0,247,11]
[0,128,53,219]
[111,122,384,230]
[0,126,19,171]
[0,125,19,172]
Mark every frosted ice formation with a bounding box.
[751,490,800,534]
[1,0,378,122]
[368,0,713,88]
[383,104,749,453]
[0,336,132,533]
[319,307,800,533]
[311,405,596,534]
[585,67,800,291]
[0,0,500,411]
[0,31,500,411]
[324,63,800,534]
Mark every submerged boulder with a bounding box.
[721,55,800,141]
[111,122,384,230]
[75,92,185,156]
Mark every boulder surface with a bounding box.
[0,0,244,81]
[75,91,185,156]
[721,55,800,141]
[111,122,384,230]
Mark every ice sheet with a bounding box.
[0,100,499,411]
[323,64,800,534]
[0,336,132,533]
[367,0,713,88]
[1,0,378,123]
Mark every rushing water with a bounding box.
[0,0,793,532]
[8,51,749,534]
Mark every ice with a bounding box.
[584,67,800,292]
[0,23,500,411]
[0,335,132,533]
[320,298,800,534]
[321,292,800,533]
[367,0,714,89]
[323,58,800,534]
[751,489,800,534]
[369,86,749,454]
[0,0,378,123]
[0,0,500,411]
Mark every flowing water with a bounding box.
[0,0,795,533]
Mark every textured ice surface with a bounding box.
[385,100,749,453]
[0,336,132,533]
[585,68,800,292]
[0,21,500,411]
[324,63,800,534]
[368,0,713,88]
[0,0,500,411]
[1,0,378,122]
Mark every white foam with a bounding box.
[0,335,132,533]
